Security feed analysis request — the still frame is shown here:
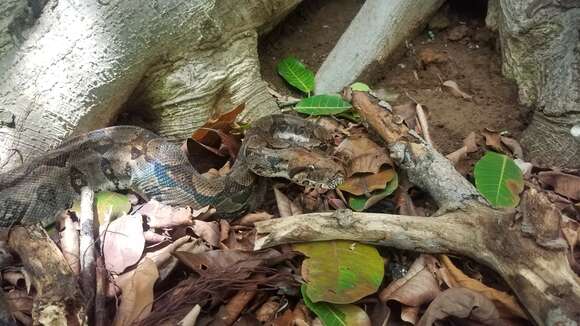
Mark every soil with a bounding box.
[258,0,532,155]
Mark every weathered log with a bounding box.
[314,0,444,94]
[0,0,300,172]
[255,91,580,325]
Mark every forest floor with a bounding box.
[259,0,531,155]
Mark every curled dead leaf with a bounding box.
[336,135,392,176]
[380,255,441,307]
[446,132,478,165]
[443,80,472,100]
[113,258,159,326]
[138,200,193,228]
[238,212,274,226]
[500,136,524,158]
[393,103,418,129]
[417,288,501,326]
[274,187,303,217]
[439,255,527,319]
[537,171,580,201]
[101,214,145,274]
[481,129,505,153]
[191,220,220,247]
[339,169,395,196]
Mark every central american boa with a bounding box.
[0,114,345,227]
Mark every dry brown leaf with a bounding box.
[561,216,579,251]
[191,220,220,247]
[271,309,295,326]
[481,129,505,153]
[211,290,257,326]
[439,255,527,319]
[336,135,392,176]
[274,187,303,217]
[6,289,32,313]
[101,214,145,274]
[255,296,281,322]
[447,132,478,164]
[174,249,281,276]
[500,136,524,158]
[238,212,274,226]
[443,80,472,100]
[113,258,159,326]
[192,104,244,142]
[143,230,170,243]
[418,48,449,66]
[401,306,420,325]
[379,255,441,306]
[416,288,501,326]
[138,200,193,228]
[339,169,395,196]
[144,236,194,268]
[537,171,580,201]
[393,103,418,129]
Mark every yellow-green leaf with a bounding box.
[474,151,523,208]
[294,240,383,304]
[277,57,315,94]
[295,95,352,116]
[71,191,131,224]
[301,284,371,326]
[350,82,370,92]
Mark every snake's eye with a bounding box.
[308,165,315,170]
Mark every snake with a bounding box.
[0,114,345,227]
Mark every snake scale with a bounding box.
[0,114,345,227]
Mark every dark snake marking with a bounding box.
[0,114,345,227]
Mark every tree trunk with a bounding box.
[490,0,580,168]
[0,0,300,173]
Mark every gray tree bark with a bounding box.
[0,0,300,173]
[490,0,580,168]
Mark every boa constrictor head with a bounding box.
[243,114,345,190]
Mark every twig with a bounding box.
[210,289,257,326]
[94,256,108,326]
[79,187,97,310]
[178,304,201,326]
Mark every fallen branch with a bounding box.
[255,91,580,325]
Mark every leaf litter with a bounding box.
[6,71,578,326]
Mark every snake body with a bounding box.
[0,114,344,227]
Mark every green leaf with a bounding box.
[474,151,524,208]
[71,191,131,224]
[301,285,371,326]
[350,82,370,92]
[349,173,398,211]
[277,57,315,94]
[294,240,383,304]
[295,95,352,116]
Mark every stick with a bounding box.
[79,186,97,310]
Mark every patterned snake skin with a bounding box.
[0,114,345,227]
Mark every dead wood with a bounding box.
[255,91,580,325]
[8,225,84,324]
